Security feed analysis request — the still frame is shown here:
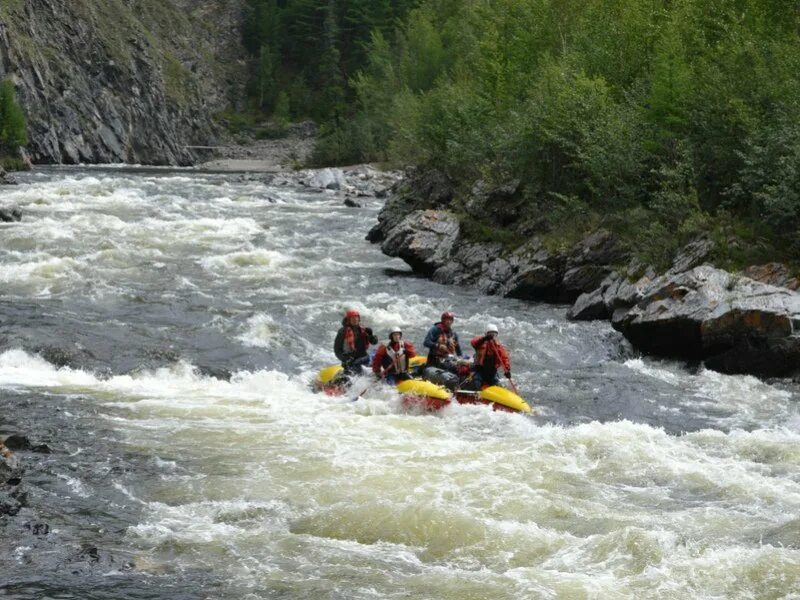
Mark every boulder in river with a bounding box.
[612,266,800,377]
[0,167,19,185]
[381,210,460,276]
[0,207,22,222]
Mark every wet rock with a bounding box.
[567,285,610,320]
[381,210,460,276]
[742,263,800,291]
[613,266,800,376]
[37,345,96,369]
[0,492,23,516]
[195,365,233,382]
[0,449,26,516]
[26,521,51,536]
[1,434,31,452]
[79,545,101,562]
[562,265,615,301]
[0,206,22,222]
[0,167,18,185]
[144,347,181,363]
[343,198,363,208]
[504,264,562,300]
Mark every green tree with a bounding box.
[318,1,345,120]
[256,44,277,109]
[0,79,28,155]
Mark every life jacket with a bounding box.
[472,337,511,372]
[373,341,417,375]
[432,324,458,358]
[342,325,370,356]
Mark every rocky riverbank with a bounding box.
[369,169,800,378]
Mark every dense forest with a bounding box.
[242,0,799,267]
[240,0,417,121]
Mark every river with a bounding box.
[1,168,798,599]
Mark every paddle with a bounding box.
[349,378,381,402]
[506,376,520,396]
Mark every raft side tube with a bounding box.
[396,379,451,401]
[318,364,344,385]
[479,385,532,414]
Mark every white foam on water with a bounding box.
[2,346,799,597]
[200,249,292,275]
[625,358,797,430]
[237,313,279,348]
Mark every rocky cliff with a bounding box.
[0,0,247,165]
[370,169,800,378]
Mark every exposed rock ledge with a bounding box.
[369,169,800,378]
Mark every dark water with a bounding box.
[1,168,798,599]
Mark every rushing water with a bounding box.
[1,168,799,599]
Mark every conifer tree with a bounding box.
[318,1,345,121]
[0,79,27,155]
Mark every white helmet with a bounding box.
[486,324,499,334]
[389,326,402,336]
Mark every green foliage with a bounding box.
[336,0,800,266]
[309,113,383,166]
[232,0,800,267]
[239,0,418,124]
[273,91,291,127]
[459,216,525,250]
[0,79,28,157]
[215,110,257,135]
[729,112,800,254]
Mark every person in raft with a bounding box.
[423,311,463,369]
[372,326,417,384]
[471,324,511,388]
[334,309,378,375]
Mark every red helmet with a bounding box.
[441,311,455,321]
[345,309,360,319]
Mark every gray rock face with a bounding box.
[465,178,522,225]
[367,168,454,243]
[613,266,800,376]
[371,169,628,302]
[742,263,800,291]
[568,266,656,321]
[669,238,715,274]
[381,210,460,276]
[0,0,247,165]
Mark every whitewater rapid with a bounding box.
[1,168,798,599]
